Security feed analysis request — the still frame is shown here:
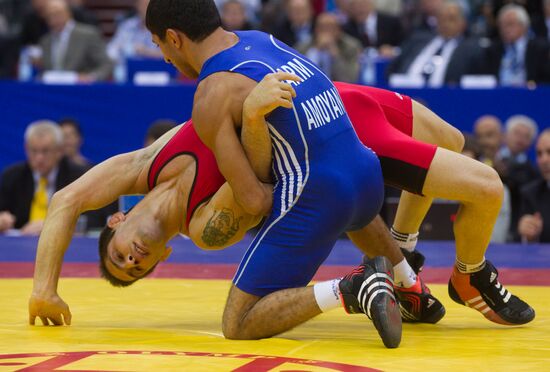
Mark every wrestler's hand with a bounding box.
[29,292,72,326]
[243,72,301,118]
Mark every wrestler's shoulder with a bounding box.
[195,72,250,101]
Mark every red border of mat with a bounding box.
[1,263,549,285]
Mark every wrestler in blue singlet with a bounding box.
[198,30,384,296]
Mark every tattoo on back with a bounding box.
[201,208,243,247]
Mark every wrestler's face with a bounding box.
[105,211,172,282]
[152,32,198,79]
[536,133,550,181]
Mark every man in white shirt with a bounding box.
[387,1,482,87]
[482,4,550,86]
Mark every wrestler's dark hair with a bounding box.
[146,0,222,42]
[98,212,159,287]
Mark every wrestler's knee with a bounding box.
[221,317,243,339]
[476,166,504,206]
[222,318,260,340]
[447,126,465,152]
[221,285,260,340]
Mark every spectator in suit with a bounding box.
[107,0,163,63]
[297,12,363,82]
[497,115,539,173]
[342,0,404,57]
[480,4,550,86]
[19,0,99,47]
[387,1,482,87]
[518,128,550,243]
[272,0,315,47]
[220,0,254,31]
[0,121,86,235]
[473,115,504,166]
[496,115,539,239]
[37,0,113,82]
[58,118,92,168]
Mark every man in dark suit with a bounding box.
[0,120,115,235]
[0,121,86,235]
[518,129,550,243]
[480,4,550,86]
[387,1,482,87]
[342,0,404,56]
[37,0,112,82]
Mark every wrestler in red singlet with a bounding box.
[334,82,438,195]
[148,84,437,224]
[147,120,225,229]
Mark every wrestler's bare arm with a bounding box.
[193,73,272,216]
[189,182,265,249]
[189,73,299,249]
[29,125,182,325]
[241,72,299,182]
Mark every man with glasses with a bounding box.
[0,120,87,235]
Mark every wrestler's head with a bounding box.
[98,208,172,287]
[145,0,221,78]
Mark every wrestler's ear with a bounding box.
[166,29,182,48]
[107,212,127,228]
[160,246,173,261]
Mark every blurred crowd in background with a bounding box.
[0,0,549,86]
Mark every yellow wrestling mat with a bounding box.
[0,279,548,371]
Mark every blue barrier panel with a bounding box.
[1,235,549,268]
[0,81,548,171]
[0,81,196,170]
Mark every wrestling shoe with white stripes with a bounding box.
[339,256,402,348]
[448,260,535,325]
[395,275,446,323]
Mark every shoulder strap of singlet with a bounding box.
[198,30,276,83]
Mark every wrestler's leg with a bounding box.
[222,284,320,340]
[395,100,503,262]
[347,215,403,265]
[420,148,503,263]
[392,101,465,238]
[392,101,533,325]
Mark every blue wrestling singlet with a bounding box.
[197,30,384,296]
